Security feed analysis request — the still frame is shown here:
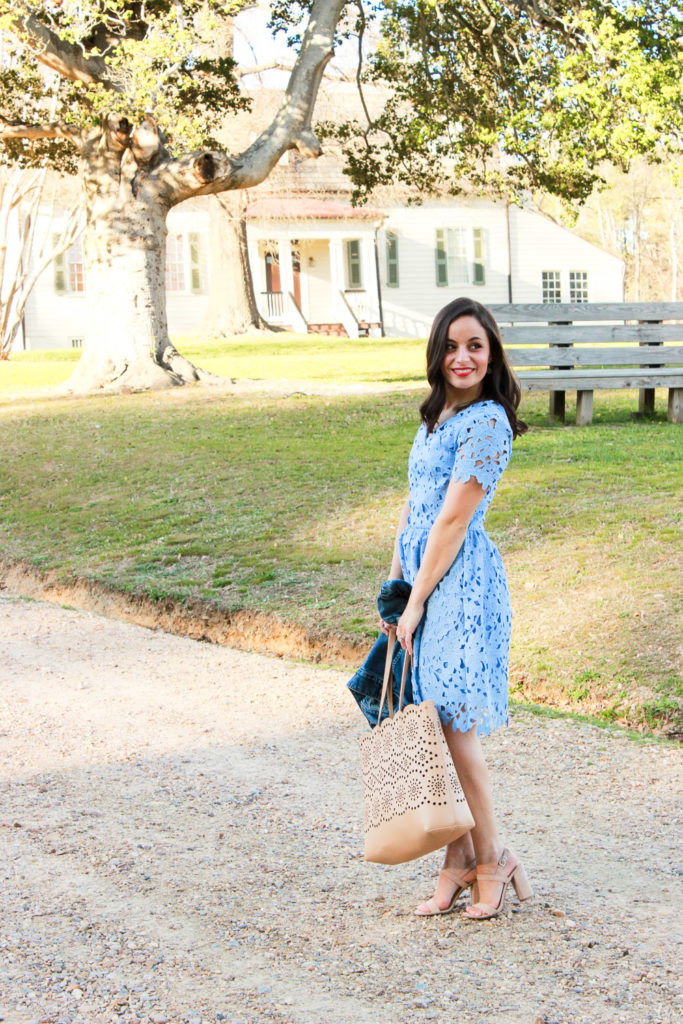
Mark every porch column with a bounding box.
[329,236,345,302]
[329,236,359,337]
[247,233,262,295]
[362,234,379,322]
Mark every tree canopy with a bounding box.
[318,1,683,202]
[1,3,680,200]
[0,1,252,173]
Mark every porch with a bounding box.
[246,199,384,338]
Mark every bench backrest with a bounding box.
[487,302,683,369]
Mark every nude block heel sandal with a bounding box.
[464,848,533,921]
[510,860,533,902]
[414,865,477,917]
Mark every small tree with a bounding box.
[0,167,83,357]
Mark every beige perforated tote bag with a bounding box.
[359,627,475,865]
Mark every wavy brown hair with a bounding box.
[419,297,528,438]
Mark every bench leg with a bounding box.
[639,388,655,415]
[549,390,565,422]
[668,388,683,424]
[576,390,594,426]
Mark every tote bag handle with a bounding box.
[375,626,411,726]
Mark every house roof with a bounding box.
[246,197,384,221]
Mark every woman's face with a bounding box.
[440,315,491,403]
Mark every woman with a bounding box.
[381,297,532,921]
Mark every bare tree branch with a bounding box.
[11,12,119,90]
[147,0,348,205]
[233,0,348,184]
[0,169,85,357]
[0,116,82,145]
[235,61,296,80]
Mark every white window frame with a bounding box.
[542,270,562,303]
[435,227,487,287]
[54,237,85,294]
[165,231,205,294]
[569,270,588,303]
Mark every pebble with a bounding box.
[0,596,680,1024]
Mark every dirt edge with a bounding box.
[0,557,367,670]
[2,557,678,740]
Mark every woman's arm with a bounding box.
[396,476,486,656]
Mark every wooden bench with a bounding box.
[488,302,683,425]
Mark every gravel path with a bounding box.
[1,592,681,1024]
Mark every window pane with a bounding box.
[346,239,362,289]
[569,270,588,303]
[542,270,561,303]
[166,233,185,292]
[67,238,84,292]
[447,228,469,283]
[435,229,448,286]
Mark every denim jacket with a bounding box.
[347,578,414,728]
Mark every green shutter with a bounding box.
[53,234,66,294]
[188,232,202,293]
[435,229,448,286]
[386,232,399,287]
[346,239,362,289]
[472,228,486,285]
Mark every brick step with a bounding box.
[307,323,348,337]
[358,321,382,337]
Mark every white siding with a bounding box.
[22,207,210,350]
[509,206,624,304]
[377,200,624,337]
[19,192,625,349]
[377,199,511,338]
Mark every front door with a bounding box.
[265,251,281,293]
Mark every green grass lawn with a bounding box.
[0,333,429,395]
[0,340,680,735]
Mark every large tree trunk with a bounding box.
[200,191,267,337]
[64,139,213,393]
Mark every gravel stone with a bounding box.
[0,592,680,1024]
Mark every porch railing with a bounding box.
[343,289,368,323]
[262,290,284,319]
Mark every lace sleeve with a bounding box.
[451,413,512,492]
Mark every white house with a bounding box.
[12,170,624,350]
[246,196,625,339]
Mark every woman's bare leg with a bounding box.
[444,723,504,910]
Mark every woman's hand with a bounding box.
[378,617,392,637]
[396,600,425,658]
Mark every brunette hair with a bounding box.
[419,297,528,438]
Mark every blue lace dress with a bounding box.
[398,400,513,737]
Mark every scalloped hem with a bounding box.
[440,709,509,739]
